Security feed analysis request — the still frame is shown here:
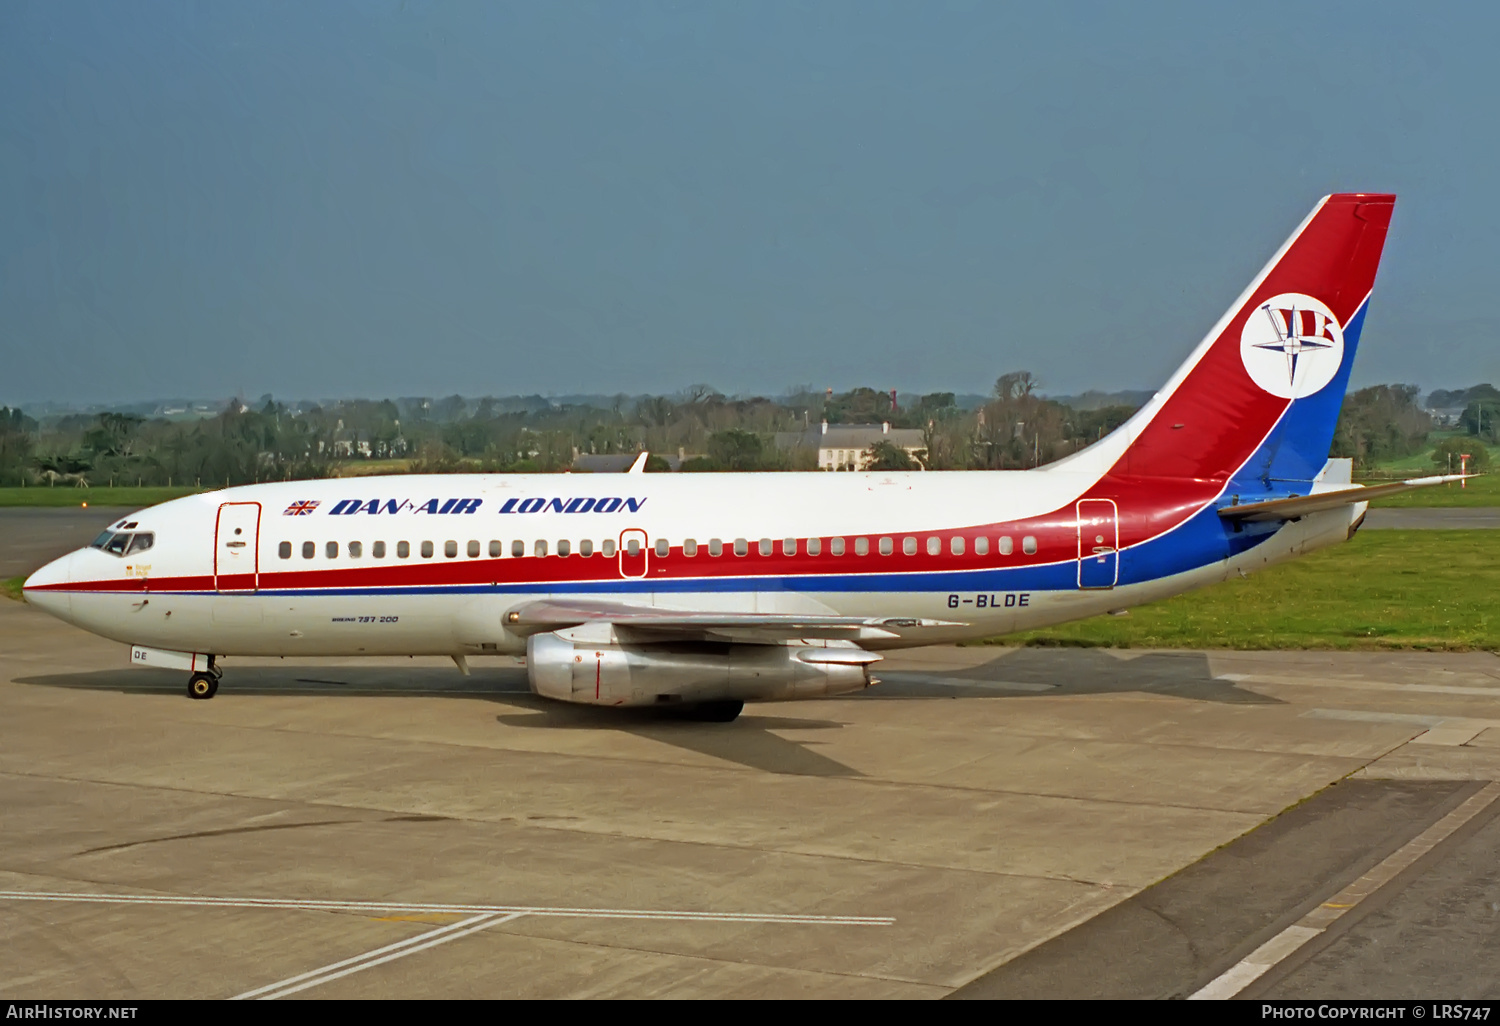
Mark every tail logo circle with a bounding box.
[1239,293,1344,399]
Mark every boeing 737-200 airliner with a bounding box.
[23,194,1462,719]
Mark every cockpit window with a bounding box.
[93,531,153,557]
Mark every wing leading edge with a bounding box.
[505,600,965,643]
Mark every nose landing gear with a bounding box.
[187,660,223,700]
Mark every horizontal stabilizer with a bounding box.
[1218,475,1473,522]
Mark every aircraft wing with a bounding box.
[505,600,965,643]
[1218,474,1472,523]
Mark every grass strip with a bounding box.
[986,529,1500,651]
[0,486,206,508]
[2,576,24,602]
[0,476,1491,508]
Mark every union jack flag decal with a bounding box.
[283,500,320,516]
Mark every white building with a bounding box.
[776,421,926,471]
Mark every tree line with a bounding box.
[0,377,1493,487]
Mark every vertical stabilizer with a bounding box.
[1053,194,1395,488]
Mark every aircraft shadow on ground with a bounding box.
[869,648,1283,706]
[14,648,1277,778]
[13,666,863,778]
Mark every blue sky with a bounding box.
[1,1,1496,405]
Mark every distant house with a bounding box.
[775,421,925,471]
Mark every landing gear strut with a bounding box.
[187,660,222,700]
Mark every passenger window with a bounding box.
[468,540,481,558]
[397,541,410,558]
[927,537,940,556]
[1022,535,1037,554]
[783,538,796,556]
[879,537,894,556]
[758,538,772,557]
[830,537,845,556]
[579,539,594,557]
[602,539,616,557]
[854,537,869,556]
[302,541,315,559]
[904,537,917,556]
[444,540,458,558]
[126,533,154,555]
[349,541,363,558]
[807,538,822,556]
[683,539,697,557]
[558,540,572,557]
[708,538,723,557]
[105,533,130,556]
[326,541,339,558]
[512,540,525,557]
[734,538,748,556]
[534,540,548,557]
[373,541,386,558]
[951,536,965,556]
[974,537,989,556]
[421,541,434,558]
[626,538,640,557]
[653,538,667,557]
[488,540,501,557]
[999,536,1013,555]
[279,541,292,559]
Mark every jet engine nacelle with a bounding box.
[526,632,879,707]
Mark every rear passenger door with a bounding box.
[1076,499,1119,589]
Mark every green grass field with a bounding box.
[2,576,22,601]
[0,486,205,508]
[990,529,1499,651]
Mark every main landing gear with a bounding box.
[683,700,744,723]
[187,661,222,700]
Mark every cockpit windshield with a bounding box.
[91,531,154,557]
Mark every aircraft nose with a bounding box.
[22,551,76,617]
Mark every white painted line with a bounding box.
[1190,780,1500,1000]
[237,912,523,1000]
[1189,926,1320,1000]
[0,889,893,926]
[231,913,512,999]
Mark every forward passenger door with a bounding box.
[214,502,262,592]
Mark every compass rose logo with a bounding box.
[1238,292,1344,399]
